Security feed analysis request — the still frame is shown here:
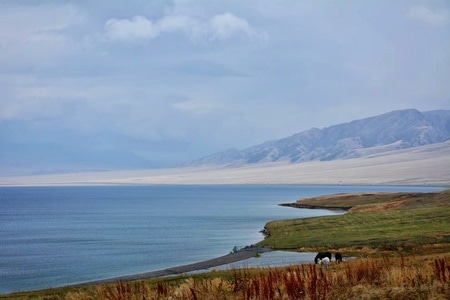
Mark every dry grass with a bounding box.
[291,189,450,212]
[4,254,449,299]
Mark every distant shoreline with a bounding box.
[0,182,446,188]
[279,202,351,211]
[1,143,449,187]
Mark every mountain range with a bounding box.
[187,109,450,166]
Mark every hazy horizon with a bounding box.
[1,1,449,175]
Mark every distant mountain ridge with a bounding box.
[187,109,450,166]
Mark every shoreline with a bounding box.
[279,202,352,211]
[2,187,445,295]
[67,247,270,288]
[3,249,320,296]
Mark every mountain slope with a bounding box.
[188,109,450,166]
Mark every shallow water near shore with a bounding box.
[0,185,442,294]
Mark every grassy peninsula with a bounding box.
[259,190,450,252]
[2,189,449,299]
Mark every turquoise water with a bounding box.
[0,185,442,293]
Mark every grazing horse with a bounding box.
[318,257,330,269]
[314,251,332,264]
[335,252,343,263]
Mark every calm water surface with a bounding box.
[0,185,442,293]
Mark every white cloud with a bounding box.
[408,6,449,27]
[209,13,252,40]
[104,12,265,42]
[105,15,159,41]
[2,1,449,173]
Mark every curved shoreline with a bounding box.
[71,247,270,288]
[279,203,351,211]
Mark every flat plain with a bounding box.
[1,141,450,186]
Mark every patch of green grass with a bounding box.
[257,207,450,250]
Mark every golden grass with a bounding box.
[5,254,448,299]
[291,189,450,212]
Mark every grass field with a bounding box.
[261,189,450,252]
[2,189,449,299]
[258,206,450,251]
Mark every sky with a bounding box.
[1,0,449,174]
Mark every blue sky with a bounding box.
[1,0,449,174]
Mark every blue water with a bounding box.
[0,184,442,294]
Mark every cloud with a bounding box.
[209,13,252,40]
[104,12,265,42]
[0,4,79,63]
[1,1,449,174]
[408,5,449,27]
[105,15,159,41]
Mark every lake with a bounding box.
[0,184,442,293]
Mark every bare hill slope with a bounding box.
[188,109,450,166]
